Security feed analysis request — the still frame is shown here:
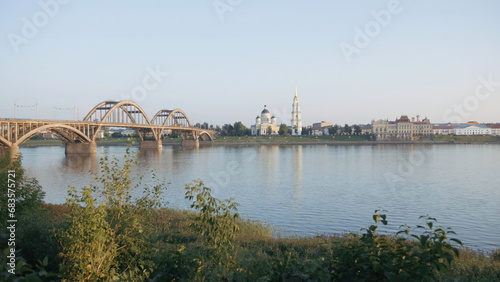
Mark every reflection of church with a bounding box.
[251,105,279,135]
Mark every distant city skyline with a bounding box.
[1,1,499,126]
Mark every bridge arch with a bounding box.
[84,100,152,125]
[151,109,192,127]
[83,100,154,141]
[13,124,92,146]
[198,131,214,141]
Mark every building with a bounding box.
[433,123,457,135]
[312,121,332,135]
[453,124,492,135]
[251,105,280,135]
[486,124,500,136]
[291,87,302,135]
[372,115,432,141]
[360,124,372,135]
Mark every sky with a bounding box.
[1,1,500,127]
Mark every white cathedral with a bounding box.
[251,87,302,136]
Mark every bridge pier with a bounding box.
[65,142,97,155]
[140,140,162,150]
[10,145,19,159]
[181,139,199,148]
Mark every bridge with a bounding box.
[0,100,215,158]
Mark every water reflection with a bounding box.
[61,153,97,173]
[257,145,280,185]
[292,145,303,197]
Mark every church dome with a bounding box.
[260,105,271,123]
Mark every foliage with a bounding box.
[184,179,241,279]
[219,122,251,136]
[343,124,352,135]
[330,210,462,281]
[278,123,288,136]
[111,131,123,138]
[0,153,45,222]
[0,152,56,277]
[56,149,165,281]
[169,129,182,138]
[328,125,339,135]
[0,248,61,281]
[353,124,362,135]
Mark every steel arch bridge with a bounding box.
[0,100,215,156]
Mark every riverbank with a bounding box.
[19,135,500,148]
[22,203,500,281]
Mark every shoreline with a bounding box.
[18,139,500,148]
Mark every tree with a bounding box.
[344,124,352,135]
[354,125,362,135]
[301,127,308,135]
[267,126,272,135]
[279,124,288,136]
[328,125,339,136]
[169,129,181,138]
[111,131,123,138]
[233,121,248,136]
[221,124,234,136]
[103,127,110,138]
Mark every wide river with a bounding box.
[20,143,500,251]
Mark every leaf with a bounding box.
[450,238,462,246]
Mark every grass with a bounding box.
[433,135,500,142]
[5,203,500,281]
[151,208,500,281]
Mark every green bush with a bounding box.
[330,210,462,281]
[56,149,165,281]
[0,153,45,222]
[0,152,55,277]
[184,179,241,280]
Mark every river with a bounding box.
[19,143,500,251]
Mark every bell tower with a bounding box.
[291,86,302,135]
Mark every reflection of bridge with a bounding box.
[0,100,215,157]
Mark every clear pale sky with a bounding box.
[1,1,499,126]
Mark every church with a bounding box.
[250,105,279,135]
[251,88,302,136]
